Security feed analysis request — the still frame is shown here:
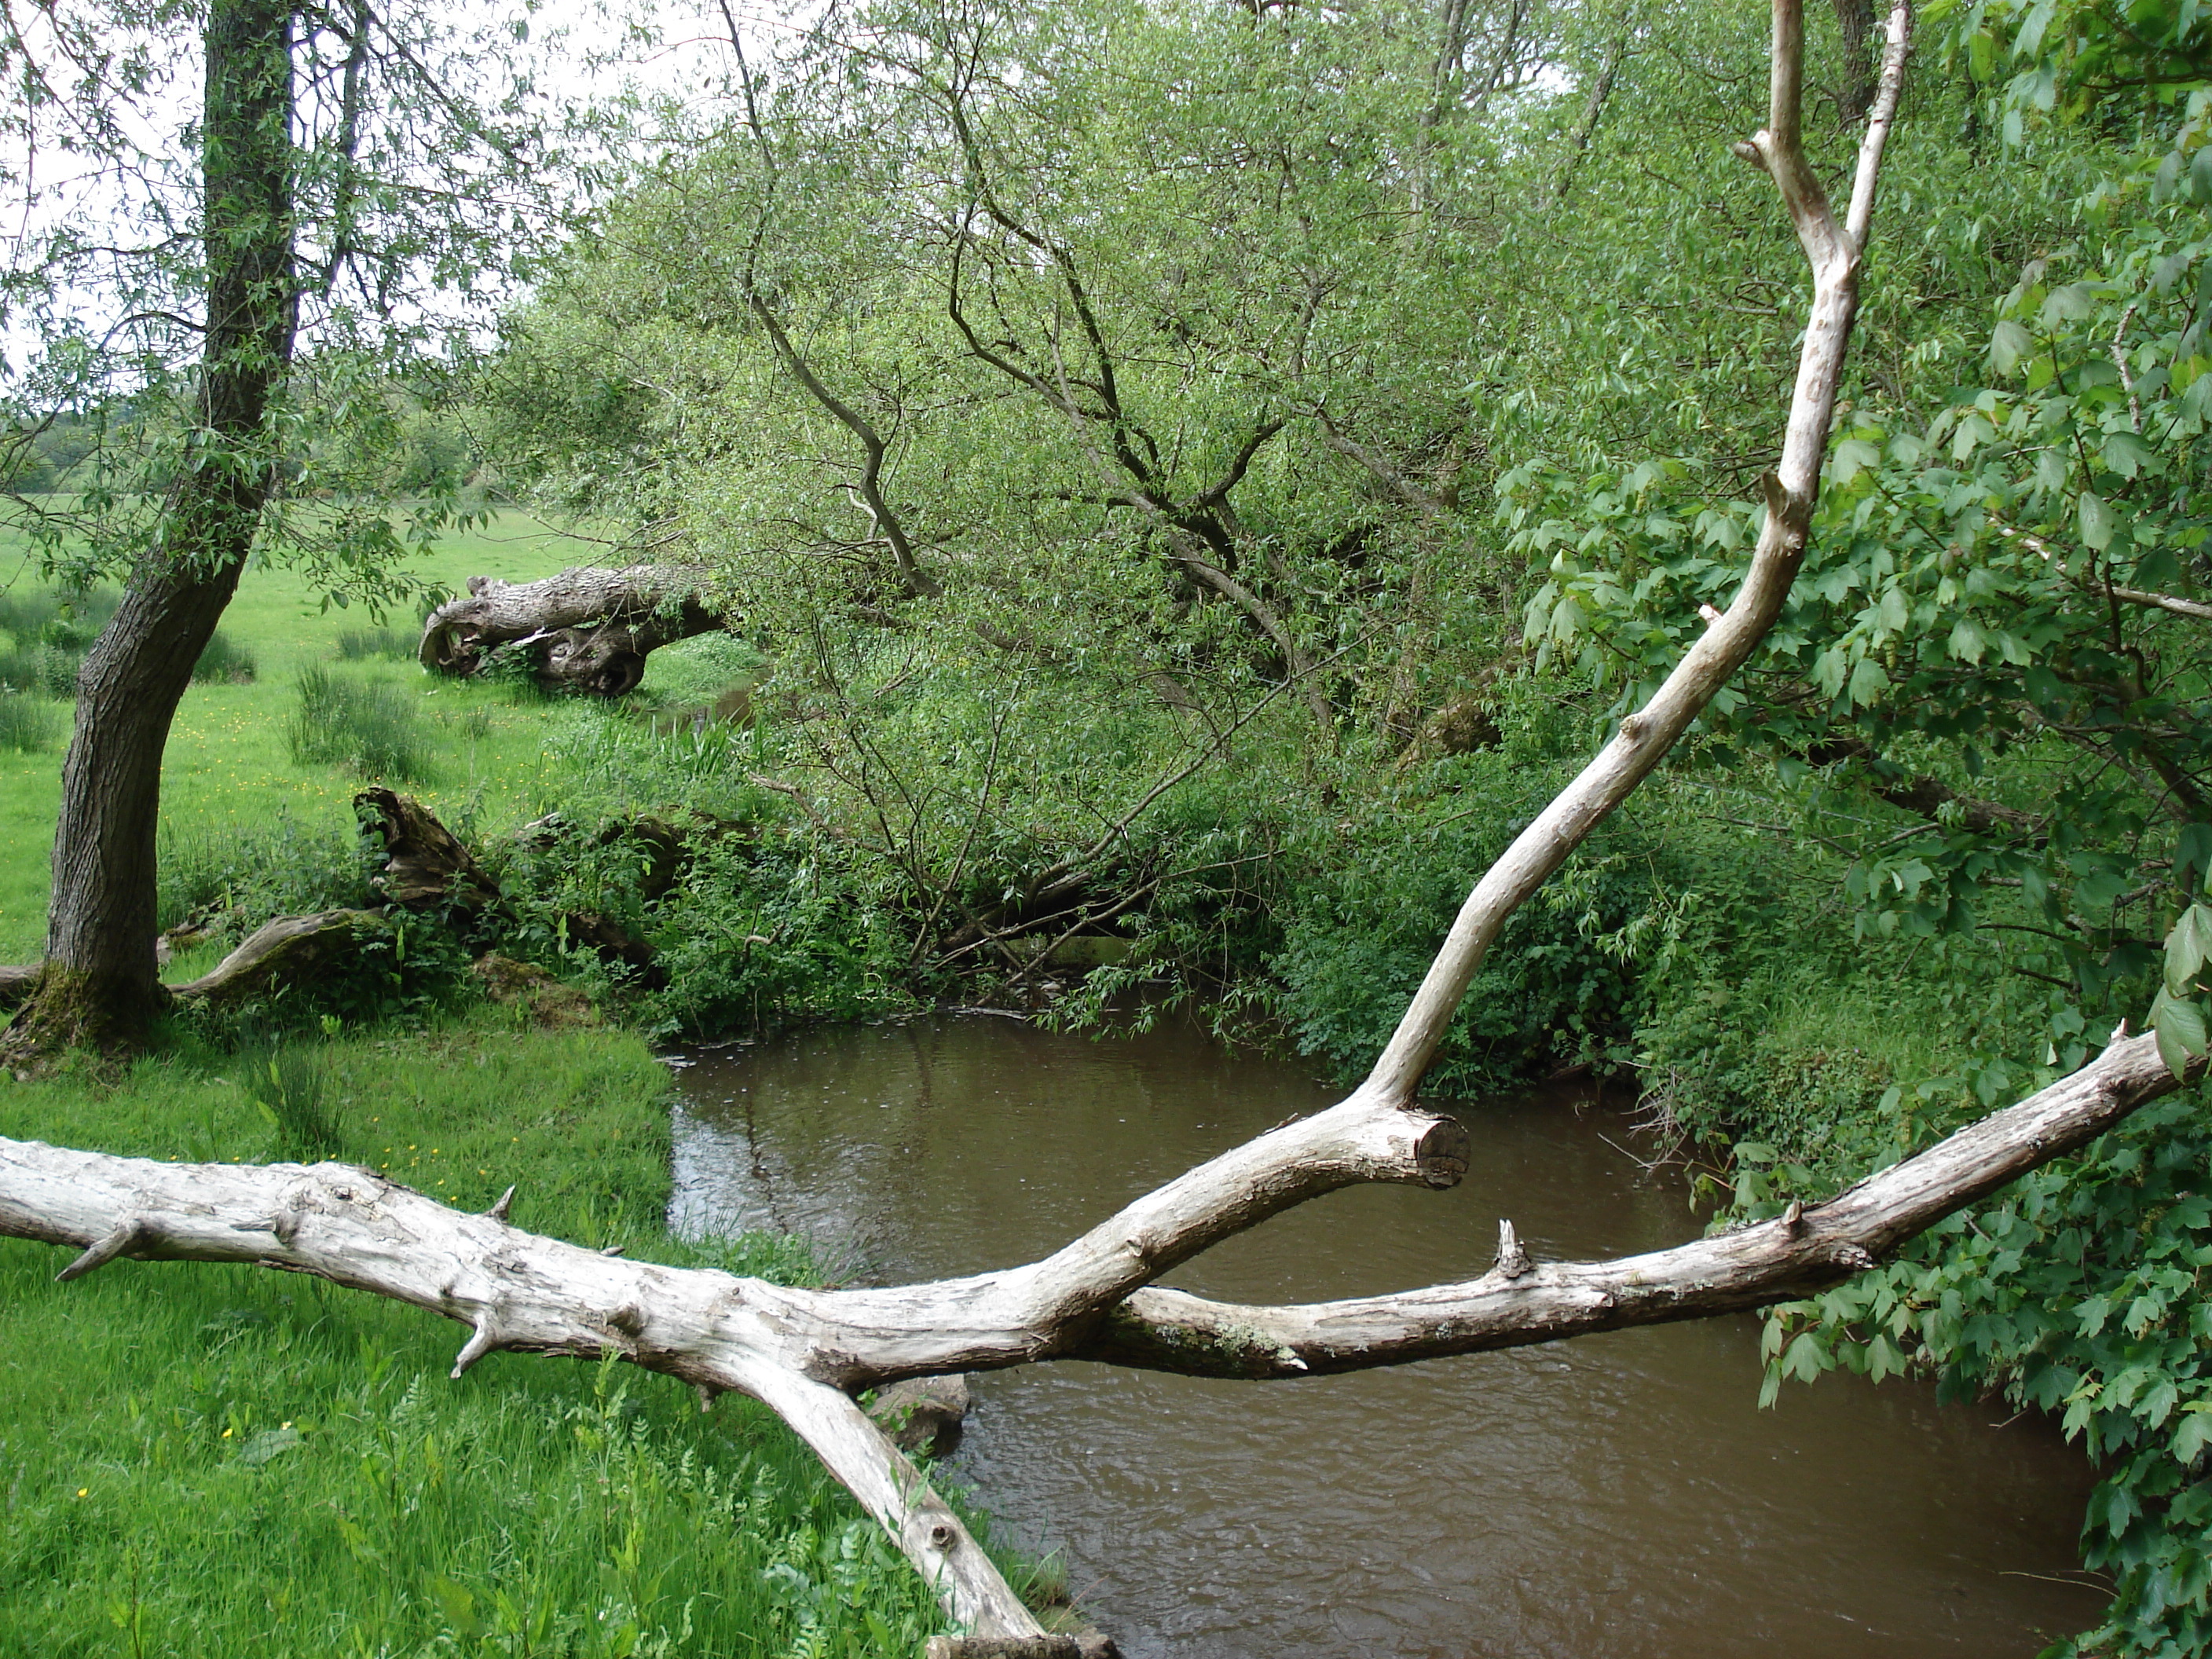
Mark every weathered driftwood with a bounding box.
[1,8,1929,1653]
[418,566,728,697]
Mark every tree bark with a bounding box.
[417,566,730,696]
[2,0,297,1059]
[1833,0,1878,124]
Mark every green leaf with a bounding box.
[2174,1408,2212,1466]
[1947,617,1988,664]
[1829,438,1881,485]
[429,1577,485,1639]
[237,1426,302,1467]
[2101,431,2155,479]
[1990,319,2033,375]
[2153,987,2208,1080]
[2079,491,2115,551]
[2166,905,2212,993]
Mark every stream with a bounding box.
[668,1014,2111,1658]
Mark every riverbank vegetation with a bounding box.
[5,0,2212,1651]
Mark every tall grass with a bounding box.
[0,686,62,753]
[335,624,416,661]
[0,1022,975,1657]
[0,641,82,698]
[157,813,370,938]
[0,584,117,650]
[288,665,434,782]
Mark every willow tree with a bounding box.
[0,0,569,1056]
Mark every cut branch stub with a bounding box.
[417,565,731,697]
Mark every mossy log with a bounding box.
[168,910,394,1007]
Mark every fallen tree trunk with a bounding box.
[168,909,393,1007]
[418,566,730,697]
[2,9,1930,1653]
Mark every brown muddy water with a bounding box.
[667,1015,2110,1659]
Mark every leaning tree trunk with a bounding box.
[3,0,295,1058]
[418,566,730,696]
[0,7,1926,1653]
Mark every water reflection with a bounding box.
[670,1015,2107,1659]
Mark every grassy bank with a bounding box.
[0,1017,1033,1657]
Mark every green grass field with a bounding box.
[0,511,745,964]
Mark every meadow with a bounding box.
[0,512,753,969]
[0,1020,1034,1658]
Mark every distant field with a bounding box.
[0,509,729,962]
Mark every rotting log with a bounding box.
[0,7,1926,1652]
[0,965,37,1013]
[168,910,392,1008]
[418,566,729,697]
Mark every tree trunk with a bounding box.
[3,0,295,1059]
[1833,0,1878,124]
[417,566,729,696]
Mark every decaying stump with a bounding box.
[418,566,730,697]
[358,786,501,912]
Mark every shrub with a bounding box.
[0,642,83,698]
[0,687,62,753]
[0,584,116,652]
[287,665,433,782]
[191,628,258,683]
